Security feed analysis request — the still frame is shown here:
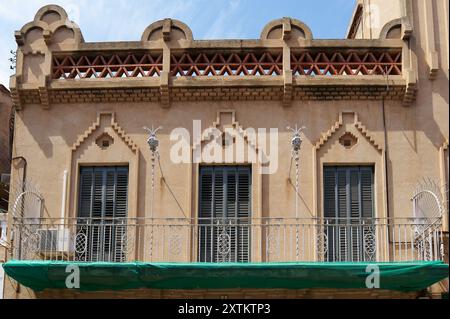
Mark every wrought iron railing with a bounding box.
[10,217,444,263]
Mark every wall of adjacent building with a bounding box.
[0,85,11,177]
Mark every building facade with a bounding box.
[1,1,449,299]
[0,84,12,299]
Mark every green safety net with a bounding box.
[2,260,449,292]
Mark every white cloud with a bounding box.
[202,0,246,39]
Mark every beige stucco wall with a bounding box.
[2,2,449,298]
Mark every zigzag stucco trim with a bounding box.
[314,111,383,153]
[71,111,138,153]
[192,109,259,153]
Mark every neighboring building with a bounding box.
[2,2,448,299]
[0,84,12,299]
[0,85,11,179]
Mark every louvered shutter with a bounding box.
[198,166,251,262]
[226,168,237,261]
[236,167,251,262]
[199,167,213,262]
[323,166,374,262]
[77,166,129,262]
[115,168,129,218]
[360,167,374,218]
[336,168,348,261]
[79,168,93,218]
[349,168,361,261]
[114,167,128,261]
[323,167,336,261]
[360,167,375,261]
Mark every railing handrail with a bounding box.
[10,215,444,263]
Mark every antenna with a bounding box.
[9,50,17,70]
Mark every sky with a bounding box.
[0,0,357,87]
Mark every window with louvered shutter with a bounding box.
[198,166,251,262]
[77,166,129,262]
[323,166,374,262]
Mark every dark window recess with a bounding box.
[199,166,251,262]
[323,166,374,262]
[77,166,129,262]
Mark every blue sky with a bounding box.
[0,0,356,87]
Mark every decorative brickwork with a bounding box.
[291,50,401,76]
[171,51,283,77]
[53,53,163,79]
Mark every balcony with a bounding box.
[10,216,444,263]
[3,216,448,293]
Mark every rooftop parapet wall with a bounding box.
[10,5,416,110]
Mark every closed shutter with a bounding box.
[199,167,213,262]
[236,167,251,262]
[360,167,374,218]
[323,166,374,261]
[79,168,93,218]
[349,168,361,261]
[198,166,251,262]
[360,166,375,261]
[77,166,129,262]
[336,168,348,261]
[323,167,336,261]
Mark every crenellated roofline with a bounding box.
[10,5,417,110]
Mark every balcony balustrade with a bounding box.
[51,48,402,80]
[10,217,444,263]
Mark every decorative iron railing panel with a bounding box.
[52,53,163,79]
[10,217,442,263]
[291,50,402,76]
[170,51,283,77]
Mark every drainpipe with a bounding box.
[382,70,391,220]
[381,69,393,263]
[11,157,27,201]
[382,96,390,219]
[60,170,68,224]
[60,170,68,247]
[11,156,27,261]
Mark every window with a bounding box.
[77,166,129,261]
[323,166,374,262]
[198,166,251,262]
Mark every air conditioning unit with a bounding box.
[0,174,10,185]
[37,228,73,253]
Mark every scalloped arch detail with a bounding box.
[16,5,84,46]
[141,18,193,41]
[260,17,313,40]
[379,17,412,39]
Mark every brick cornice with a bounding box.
[16,83,405,106]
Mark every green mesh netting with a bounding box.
[2,260,448,292]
